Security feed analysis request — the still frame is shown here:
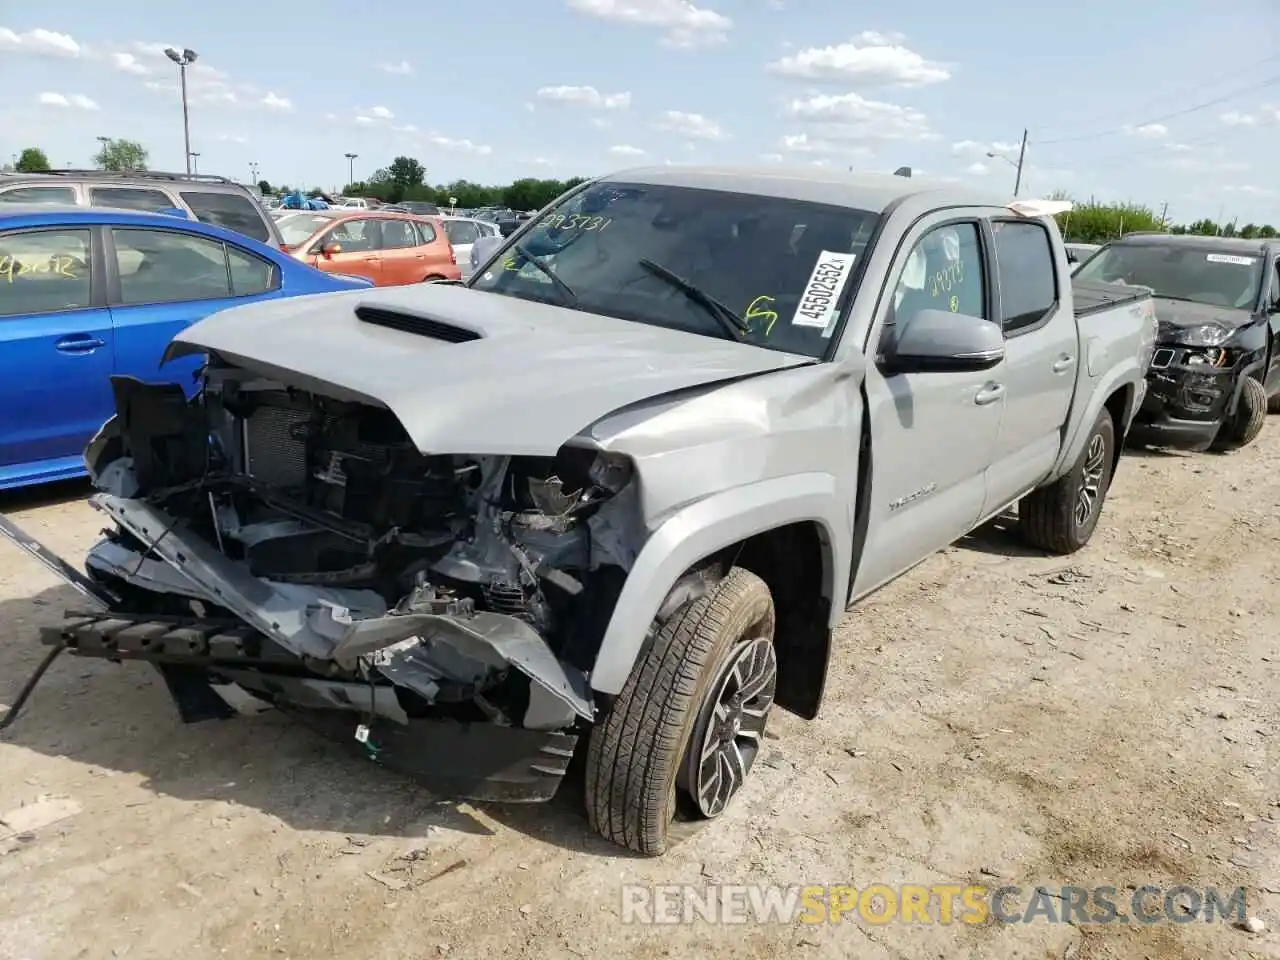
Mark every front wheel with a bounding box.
[1020,408,1116,554]
[1213,376,1267,450]
[584,567,777,855]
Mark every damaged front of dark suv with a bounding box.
[53,363,651,801]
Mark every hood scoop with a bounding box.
[355,304,483,343]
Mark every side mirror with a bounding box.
[498,219,519,237]
[470,234,505,269]
[882,308,1004,374]
[321,242,342,257]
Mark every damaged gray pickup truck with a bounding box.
[1,167,1157,855]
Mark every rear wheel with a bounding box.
[1213,376,1267,450]
[422,274,447,283]
[1020,408,1116,554]
[584,567,776,855]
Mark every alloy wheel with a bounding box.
[1075,432,1107,527]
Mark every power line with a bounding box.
[1035,73,1280,145]
[1038,53,1280,133]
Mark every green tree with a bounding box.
[1053,200,1164,244]
[1259,225,1277,238]
[93,138,148,172]
[15,147,51,172]
[257,179,273,195]
[388,156,425,189]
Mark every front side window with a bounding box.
[891,221,986,326]
[0,228,92,317]
[1074,243,1264,310]
[278,213,333,248]
[90,186,175,213]
[0,186,77,204]
[992,220,1057,333]
[180,190,271,242]
[468,181,881,358]
[112,228,231,304]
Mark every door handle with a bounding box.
[55,335,104,354]
[1052,355,1075,373]
[974,383,1004,405]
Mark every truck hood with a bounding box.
[1154,298,1253,340]
[166,284,814,456]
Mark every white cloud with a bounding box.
[766,31,949,87]
[392,124,418,134]
[1124,122,1168,139]
[1219,111,1257,127]
[0,27,81,57]
[262,92,293,112]
[354,116,375,125]
[1223,184,1275,197]
[134,44,244,106]
[759,152,785,162]
[965,162,989,176]
[536,85,632,109]
[370,105,394,119]
[951,139,1020,157]
[566,0,732,48]
[37,92,98,110]
[522,157,555,167]
[591,117,612,129]
[216,134,247,144]
[779,132,874,158]
[110,52,148,75]
[380,60,413,75]
[429,135,492,155]
[608,144,647,157]
[784,92,935,141]
[653,109,726,140]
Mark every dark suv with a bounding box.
[0,170,282,246]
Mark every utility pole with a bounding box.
[164,47,199,176]
[344,152,358,188]
[1013,128,1028,198]
[1158,201,1169,230]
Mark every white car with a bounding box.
[440,216,501,279]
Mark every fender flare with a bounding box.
[1051,362,1141,478]
[1227,357,1267,413]
[588,472,846,696]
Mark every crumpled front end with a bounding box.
[50,367,649,801]
[1129,317,1262,451]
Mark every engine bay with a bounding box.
[79,368,648,733]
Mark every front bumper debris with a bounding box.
[1129,346,1240,450]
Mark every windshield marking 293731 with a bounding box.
[793,251,857,332]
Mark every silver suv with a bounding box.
[0,170,282,246]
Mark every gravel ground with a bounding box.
[1,425,1278,960]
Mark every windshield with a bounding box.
[1075,243,1264,310]
[468,181,880,357]
[278,213,333,247]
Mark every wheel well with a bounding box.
[708,521,833,721]
[1103,384,1132,474]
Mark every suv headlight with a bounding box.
[1179,324,1230,347]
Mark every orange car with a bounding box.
[277,210,461,286]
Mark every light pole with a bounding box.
[986,128,1028,197]
[344,152,358,188]
[189,152,200,175]
[164,47,199,176]
[249,161,259,184]
[95,135,109,168]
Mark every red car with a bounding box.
[277,210,461,286]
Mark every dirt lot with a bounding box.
[1,425,1277,960]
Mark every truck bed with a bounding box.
[1072,277,1152,318]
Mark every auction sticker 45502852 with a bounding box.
[792,251,857,335]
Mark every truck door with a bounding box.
[981,218,1078,514]
[850,217,1005,600]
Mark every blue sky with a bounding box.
[2,1,1279,225]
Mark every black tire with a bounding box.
[1212,376,1267,450]
[585,567,777,855]
[1020,408,1116,555]
[1268,389,1280,415]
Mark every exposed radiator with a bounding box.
[242,402,310,490]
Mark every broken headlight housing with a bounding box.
[1178,324,1230,348]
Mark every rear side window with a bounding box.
[227,245,278,296]
[90,186,175,213]
[112,228,231,304]
[445,221,479,245]
[180,190,271,242]
[993,221,1058,333]
[414,221,438,245]
[0,228,93,316]
[379,219,418,249]
[0,186,77,204]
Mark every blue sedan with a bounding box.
[0,204,371,491]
